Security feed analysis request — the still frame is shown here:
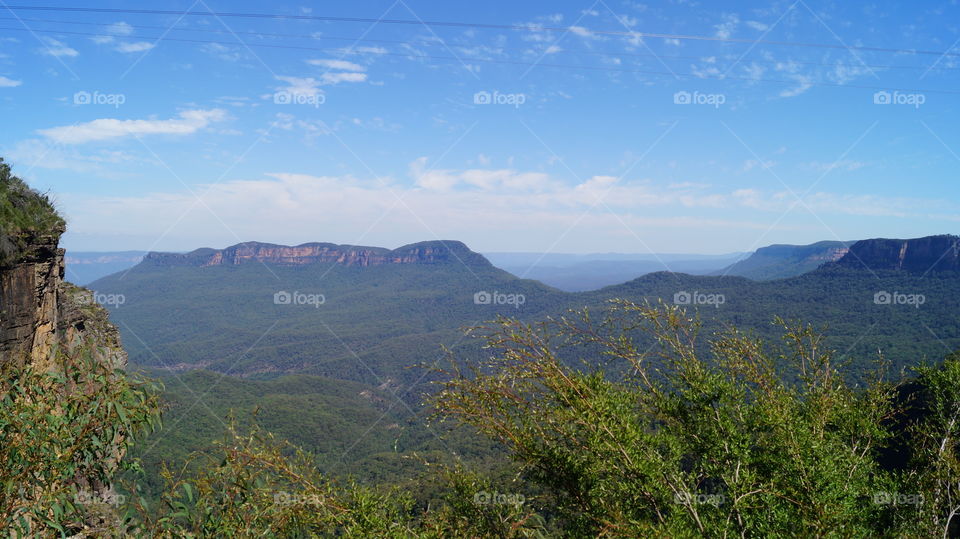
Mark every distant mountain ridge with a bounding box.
[486,251,746,292]
[143,240,491,268]
[832,235,960,273]
[718,240,851,280]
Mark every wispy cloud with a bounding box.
[714,13,739,39]
[274,76,324,98]
[41,38,78,58]
[323,72,367,84]
[306,59,365,71]
[115,42,155,53]
[106,22,134,36]
[56,155,956,252]
[38,109,228,144]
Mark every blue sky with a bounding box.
[0,0,958,254]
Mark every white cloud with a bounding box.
[353,46,388,55]
[410,158,552,192]
[743,62,766,81]
[115,41,155,53]
[269,113,335,142]
[107,22,134,35]
[274,76,324,97]
[321,72,367,84]
[569,26,593,38]
[733,188,763,209]
[60,171,770,252]
[714,14,739,39]
[0,76,21,87]
[202,43,242,62]
[6,138,143,174]
[307,58,365,71]
[779,76,813,98]
[56,162,955,253]
[38,109,228,144]
[273,71,365,99]
[41,38,78,58]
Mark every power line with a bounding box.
[2,15,956,73]
[3,4,960,58]
[2,24,957,95]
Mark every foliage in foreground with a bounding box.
[434,300,960,537]
[0,342,161,536]
[129,422,544,538]
[6,300,960,537]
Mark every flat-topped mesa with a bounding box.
[831,235,960,273]
[753,241,850,263]
[143,240,493,268]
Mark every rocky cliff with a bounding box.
[0,234,62,368]
[0,234,125,369]
[142,239,493,268]
[832,235,960,273]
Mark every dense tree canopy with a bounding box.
[5,301,960,536]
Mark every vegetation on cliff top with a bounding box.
[0,157,65,265]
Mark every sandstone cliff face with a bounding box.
[0,235,62,367]
[143,240,493,268]
[809,246,849,263]
[833,235,960,273]
[0,234,126,369]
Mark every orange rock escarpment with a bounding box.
[143,240,492,268]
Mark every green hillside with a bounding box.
[93,240,960,385]
[583,266,960,377]
[91,254,566,384]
